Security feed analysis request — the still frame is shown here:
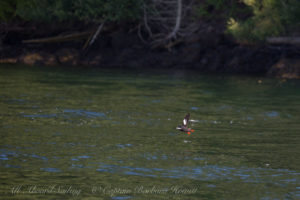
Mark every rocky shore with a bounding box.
[1,24,299,79]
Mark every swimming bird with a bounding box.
[176,113,195,135]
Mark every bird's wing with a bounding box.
[182,113,190,127]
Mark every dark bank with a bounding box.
[0,0,299,78]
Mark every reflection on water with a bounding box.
[22,109,106,119]
[0,65,300,199]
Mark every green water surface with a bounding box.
[0,65,300,199]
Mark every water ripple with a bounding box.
[63,109,106,118]
[41,167,61,172]
[21,109,106,119]
[95,162,299,184]
[264,111,280,118]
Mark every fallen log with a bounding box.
[22,31,92,44]
[267,37,300,45]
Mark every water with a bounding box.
[0,65,300,199]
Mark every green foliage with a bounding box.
[0,0,299,44]
[227,0,300,43]
[0,0,15,21]
[72,0,143,22]
[0,0,143,22]
[194,0,251,20]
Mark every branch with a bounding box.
[137,23,147,44]
[165,0,182,40]
[82,21,105,50]
[143,4,153,38]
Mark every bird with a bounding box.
[176,113,195,135]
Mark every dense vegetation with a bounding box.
[227,0,300,42]
[0,0,299,43]
[0,0,142,22]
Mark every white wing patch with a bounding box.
[183,119,187,126]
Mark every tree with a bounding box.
[227,0,300,43]
[141,0,202,47]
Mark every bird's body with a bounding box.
[176,113,195,134]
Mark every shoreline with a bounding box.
[1,25,299,79]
